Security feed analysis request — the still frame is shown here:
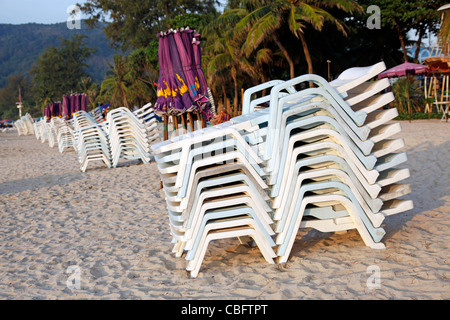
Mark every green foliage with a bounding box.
[79,0,219,50]
[394,112,444,121]
[99,54,132,108]
[127,46,159,106]
[168,13,211,30]
[354,0,447,61]
[30,34,94,109]
[0,74,36,120]
[391,77,425,114]
[99,53,155,109]
[79,77,100,110]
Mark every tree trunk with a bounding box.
[120,84,129,109]
[222,83,229,114]
[397,25,409,62]
[299,32,313,75]
[231,67,239,117]
[299,32,314,87]
[406,74,411,123]
[272,33,295,79]
[261,73,267,96]
[414,29,424,63]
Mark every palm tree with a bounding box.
[235,0,362,78]
[207,37,257,116]
[128,45,159,98]
[79,77,99,110]
[204,14,258,116]
[438,6,449,55]
[100,54,132,109]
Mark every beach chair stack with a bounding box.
[14,119,27,136]
[33,118,43,140]
[56,121,75,153]
[151,62,413,278]
[38,118,49,143]
[70,104,159,171]
[107,104,159,168]
[14,113,34,136]
[47,117,64,148]
[72,110,112,172]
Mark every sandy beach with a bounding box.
[0,119,448,300]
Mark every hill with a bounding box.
[0,21,119,88]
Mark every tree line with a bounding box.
[0,0,447,120]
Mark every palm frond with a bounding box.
[244,12,281,56]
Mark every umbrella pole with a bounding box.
[163,115,169,140]
[180,113,187,134]
[424,77,429,113]
[197,110,206,128]
[187,112,195,132]
[161,114,169,190]
[407,73,411,123]
[172,115,179,134]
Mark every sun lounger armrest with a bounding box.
[242,80,288,115]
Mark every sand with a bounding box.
[0,119,448,300]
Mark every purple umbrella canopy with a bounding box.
[50,102,56,118]
[81,93,88,112]
[192,32,213,120]
[155,32,186,116]
[155,28,212,120]
[175,29,198,112]
[55,102,62,117]
[192,32,209,98]
[63,95,71,120]
[76,94,82,112]
[378,61,429,79]
[62,93,88,119]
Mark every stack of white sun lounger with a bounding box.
[14,113,35,136]
[56,121,75,153]
[72,111,112,172]
[47,117,64,148]
[151,62,413,278]
[71,104,159,171]
[107,104,159,168]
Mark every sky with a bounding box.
[0,0,89,24]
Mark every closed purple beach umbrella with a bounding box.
[191,32,213,120]
[81,93,88,112]
[50,102,55,118]
[70,94,77,116]
[63,95,71,120]
[155,34,170,115]
[53,102,59,117]
[192,32,209,98]
[155,32,188,115]
[169,31,193,113]
[174,29,199,112]
[75,94,82,112]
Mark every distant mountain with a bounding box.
[0,21,119,88]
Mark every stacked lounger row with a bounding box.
[14,113,34,136]
[72,103,159,171]
[150,62,413,278]
[33,117,75,152]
